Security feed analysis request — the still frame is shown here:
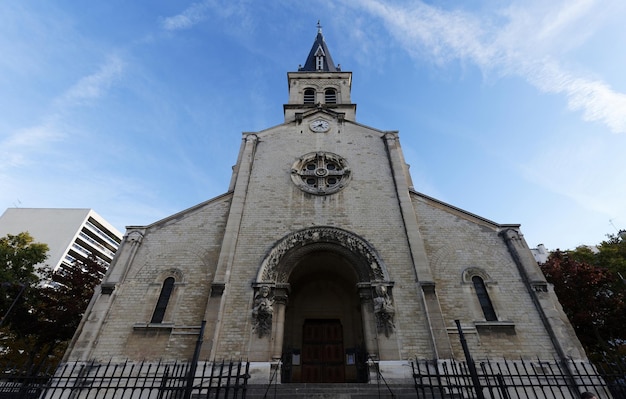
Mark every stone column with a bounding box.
[383,132,452,358]
[358,284,378,360]
[65,229,145,362]
[271,285,289,361]
[502,228,586,360]
[420,282,453,358]
[203,133,258,359]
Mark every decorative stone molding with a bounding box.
[461,267,494,285]
[257,226,387,284]
[474,321,516,335]
[100,282,116,295]
[126,230,144,245]
[156,268,184,284]
[419,281,436,294]
[210,282,225,297]
[501,228,524,243]
[531,282,549,292]
[133,322,174,332]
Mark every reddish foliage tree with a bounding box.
[540,250,626,358]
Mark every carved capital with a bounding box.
[100,282,116,295]
[210,282,225,297]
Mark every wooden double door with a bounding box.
[301,319,345,383]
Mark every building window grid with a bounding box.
[70,242,108,265]
[86,220,121,247]
[79,231,116,258]
[71,242,91,258]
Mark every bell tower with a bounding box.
[284,22,356,123]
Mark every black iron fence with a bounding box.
[2,357,625,398]
[0,360,249,399]
[411,357,626,399]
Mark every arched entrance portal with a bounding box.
[283,251,366,383]
[253,227,395,384]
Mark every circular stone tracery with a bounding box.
[291,152,350,195]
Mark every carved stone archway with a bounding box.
[256,226,389,284]
[251,227,396,373]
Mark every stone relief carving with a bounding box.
[373,285,395,337]
[258,227,386,283]
[252,285,274,338]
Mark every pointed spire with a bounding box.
[299,21,339,72]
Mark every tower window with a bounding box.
[325,89,337,104]
[472,276,497,321]
[304,89,315,104]
[151,277,175,323]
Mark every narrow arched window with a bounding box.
[304,89,315,104]
[472,276,497,321]
[151,277,175,323]
[324,89,337,104]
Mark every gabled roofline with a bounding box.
[409,188,521,231]
[125,191,233,230]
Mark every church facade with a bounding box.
[65,28,585,384]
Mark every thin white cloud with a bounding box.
[57,55,124,107]
[523,60,626,133]
[0,55,125,173]
[353,0,626,133]
[0,123,64,169]
[162,1,211,31]
[160,0,253,33]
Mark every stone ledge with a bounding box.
[474,321,516,335]
[132,323,174,331]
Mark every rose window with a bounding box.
[291,152,350,195]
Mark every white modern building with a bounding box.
[0,208,122,271]
[530,243,550,264]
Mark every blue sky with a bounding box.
[1,0,625,251]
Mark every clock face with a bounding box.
[309,119,330,132]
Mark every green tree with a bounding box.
[566,233,626,277]
[0,232,47,324]
[0,232,47,283]
[596,232,626,278]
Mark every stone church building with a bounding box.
[65,28,585,384]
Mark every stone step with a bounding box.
[244,383,447,398]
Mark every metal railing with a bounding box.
[411,357,626,399]
[0,359,249,399]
